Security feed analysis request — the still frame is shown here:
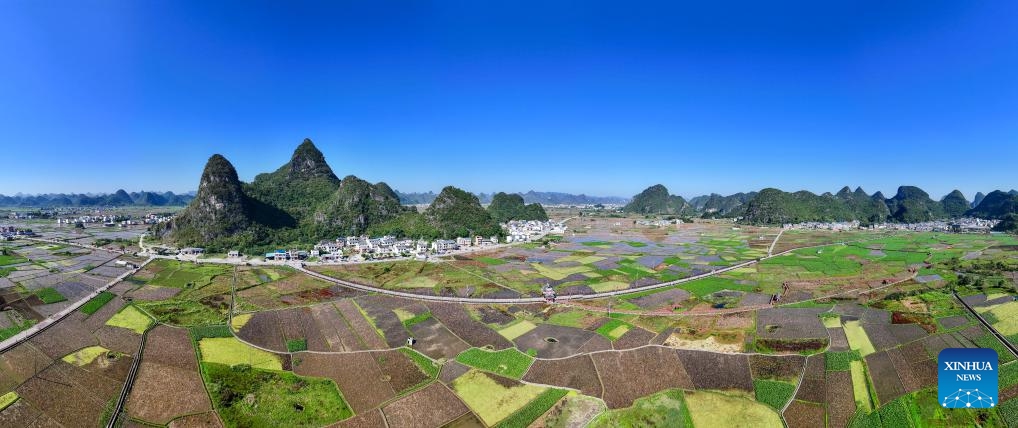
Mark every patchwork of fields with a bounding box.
[2,226,1018,427]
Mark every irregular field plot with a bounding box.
[684,390,782,428]
[105,305,152,334]
[198,337,282,370]
[455,348,534,380]
[451,370,546,426]
[202,362,352,427]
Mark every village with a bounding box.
[173,219,567,264]
[782,217,1001,233]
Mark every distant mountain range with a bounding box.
[0,191,194,208]
[623,184,1018,231]
[396,190,629,206]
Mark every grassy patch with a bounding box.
[34,287,67,304]
[105,305,152,334]
[595,319,632,341]
[452,370,547,426]
[62,346,112,366]
[498,320,537,340]
[202,362,352,427]
[399,347,440,378]
[843,320,876,357]
[545,310,588,328]
[80,291,115,315]
[1002,362,1018,389]
[0,316,35,341]
[198,337,282,370]
[455,348,534,379]
[477,257,507,266]
[680,277,756,298]
[147,259,231,289]
[286,338,308,353]
[191,324,233,341]
[401,311,432,329]
[137,299,228,326]
[0,253,26,267]
[753,380,796,410]
[684,390,782,428]
[495,388,568,428]
[591,388,691,427]
[589,281,630,293]
[850,361,873,413]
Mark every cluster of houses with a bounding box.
[0,226,36,241]
[783,221,861,231]
[503,220,565,243]
[307,234,502,262]
[782,218,1001,233]
[55,213,169,228]
[6,212,34,220]
[635,219,683,227]
[870,218,1001,233]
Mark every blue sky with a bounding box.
[1,1,1016,200]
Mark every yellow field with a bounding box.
[498,320,538,340]
[850,361,872,412]
[844,320,876,356]
[979,301,1018,335]
[106,305,153,334]
[452,370,546,426]
[684,390,782,428]
[62,346,111,366]
[590,281,630,293]
[198,337,282,370]
[0,391,17,411]
[531,264,592,281]
[230,313,252,330]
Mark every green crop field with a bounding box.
[753,380,796,410]
[399,348,440,378]
[80,291,115,315]
[455,348,534,379]
[35,287,67,304]
[595,319,632,341]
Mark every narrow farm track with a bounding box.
[768,228,784,257]
[107,329,149,428]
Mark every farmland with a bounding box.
[1,227,1018,427]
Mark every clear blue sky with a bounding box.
[2,1,1016,200]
